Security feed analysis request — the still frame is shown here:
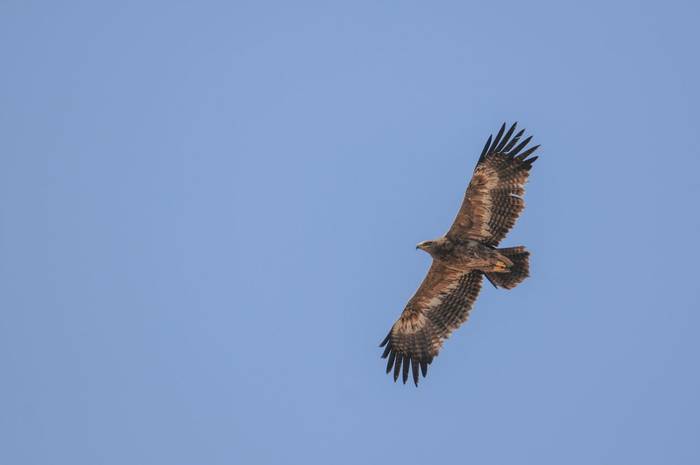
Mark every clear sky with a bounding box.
[2,1,699,464]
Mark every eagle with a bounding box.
[380,122,539,386]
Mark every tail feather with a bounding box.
[486,246,530,289]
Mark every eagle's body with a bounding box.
[380,123,539,386]
[417,238,513,273]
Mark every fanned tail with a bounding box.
[485,246,529,290]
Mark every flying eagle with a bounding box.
[380,122,539,386]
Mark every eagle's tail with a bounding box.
[485,246,530,290]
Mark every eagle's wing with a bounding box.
[446,123,539,246]
[380,262,483,385]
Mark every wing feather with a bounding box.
[446,123,539,246]
[380,262,483,385]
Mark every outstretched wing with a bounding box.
[380,263,483,385]
[446,122,539,246]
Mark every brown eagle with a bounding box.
[380,122,539,386]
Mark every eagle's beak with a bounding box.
[416,241,432,251]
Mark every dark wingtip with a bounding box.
[503,128,525,152]
[381,342,392,359]
[508,135,533,157]
[412,358,420,386]
[383,351,432,386]
[478,135,492,164]
[525,155,539,167]
[518,145,540,161]
[490,123,507,156]
[481,122,537,164]
[393,354,402,382]
[386,351,396,374]
[495,122,517,152]
[379,332,390,348]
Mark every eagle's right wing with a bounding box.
[446,123,539,246]
[380,262,483,385]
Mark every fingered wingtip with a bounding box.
[379,332,390,347]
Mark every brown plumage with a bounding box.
[380,122,539,386]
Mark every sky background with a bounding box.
[2,1,700,464]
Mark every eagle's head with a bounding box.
[417,237,451,256]
[416,239,442,254]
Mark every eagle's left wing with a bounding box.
[446,123,539,246]
[380,262,483,386]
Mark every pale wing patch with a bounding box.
[423,277,462,310]
[395,312,427,334]
[465,166,500,240]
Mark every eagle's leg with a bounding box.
[485,252,513,273]
[484,246,530,290]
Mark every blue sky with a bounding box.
[2,1,699,464]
